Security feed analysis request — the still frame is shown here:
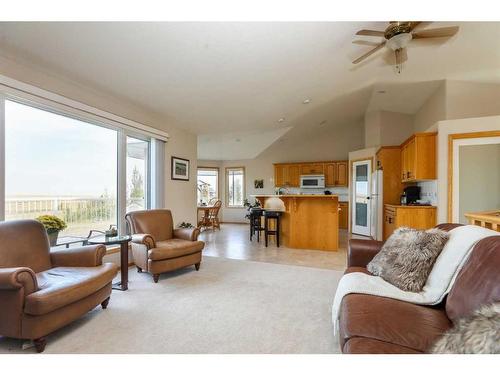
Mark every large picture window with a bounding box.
[226,167,245,207]
[5,100,118,237]
[197,167,218,205]
[1,94,160,244]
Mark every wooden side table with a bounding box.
[87,235,131,291]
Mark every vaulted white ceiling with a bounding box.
[0,22,499,159]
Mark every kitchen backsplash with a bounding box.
[417,180,438,206]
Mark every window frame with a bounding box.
[0,80,165,235]
[225,166,245,208]
[197,166,219,204]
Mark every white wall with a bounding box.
[0,54,199,227]
[436,115,500,223]
[458,144,500,224]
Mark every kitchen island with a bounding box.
[253,195,339,251]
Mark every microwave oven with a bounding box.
[300,175,325,189]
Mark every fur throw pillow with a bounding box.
[367,227,449,292]
[432,303,500,354]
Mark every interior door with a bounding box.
[352,160,372,236]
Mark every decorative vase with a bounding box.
[47,231,59,247]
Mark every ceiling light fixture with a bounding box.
[303,99,311,104]
[320,120,327,126]
[278,118,285,123]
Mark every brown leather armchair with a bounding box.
[125,209,205,283]
[0,220,118,352]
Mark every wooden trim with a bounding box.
[225,166,246,208]
[349,157,373,233]
[447,130,500,222]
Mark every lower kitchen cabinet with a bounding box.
[383,204,437,240]
[339,202,348,229]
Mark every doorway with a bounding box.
[352,160,372,236]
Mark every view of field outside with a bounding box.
[5,100,148,240]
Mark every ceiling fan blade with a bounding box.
[412,26,459,39]
[356,29,385,37]
[352,41,386,64]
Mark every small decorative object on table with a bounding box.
[171,156,190,181]
[105,225,118,237]
[36,215,67,246]
[179,222,194,228]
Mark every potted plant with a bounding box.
[243,198,261,220]
[36,215,67,246]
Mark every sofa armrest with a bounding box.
[173,227,200,241]
[0,267,38,295]
[347,239,384,268]
[50,244,107,267]
[131,233,156,249]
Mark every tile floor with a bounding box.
[200,223,365,271]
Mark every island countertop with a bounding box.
[252,194,339,251]
[250,194,339,198]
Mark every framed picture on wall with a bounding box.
[171,156,190,181]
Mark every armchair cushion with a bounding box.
[347,239,384,268]
[173,227,200,242]
[50,245,107,267]
[148,239,205,261]
[131,233,156,249]
[24,263,117,315]
[0,267,38,295]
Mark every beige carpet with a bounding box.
[0,256,343,354]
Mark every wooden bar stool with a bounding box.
[264,210,282,247]
[249,208,265,242]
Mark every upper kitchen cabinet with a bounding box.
[400,132,437,183]
[325,161,348,187]
[300,163,324,175]
[274,161,348,187]
[274,163,300,187]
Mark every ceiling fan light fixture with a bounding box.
[386,32,412,51]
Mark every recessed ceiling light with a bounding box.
[377,90,386,94]
[278,118,285,123]
[320,120,327,126]
[303,99,311,104]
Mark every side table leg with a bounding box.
[113,242,129,291]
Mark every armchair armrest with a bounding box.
[50,244,106,267]
[348,239,384,268]
[0,267,38,295]
[131,233,156,249]
[173,227,200,241]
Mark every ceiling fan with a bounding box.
[352,22,459,73]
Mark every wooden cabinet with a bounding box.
[324,161,348,187]
[274,160,348,188]
[339,202,348,229]
[325,163,336,186]
[383,204,437,240]
[376,147,402,205]
[274,164,300,187]
[300,163,324,175]
[400,132,437,182]
[335,161,348,187]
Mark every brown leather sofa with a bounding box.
[339,223,500,354]
[125,209,205,283]
[0,220,118,352]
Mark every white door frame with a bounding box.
[352,159,372,236]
